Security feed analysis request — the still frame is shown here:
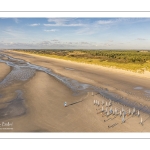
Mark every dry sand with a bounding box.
[0,50,150,132]
[0,63,11,81]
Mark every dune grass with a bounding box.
[13,49,150,73]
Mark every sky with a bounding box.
[0,18,150,49]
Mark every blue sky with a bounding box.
[0,18,150,49]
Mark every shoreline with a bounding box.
[9,50,150,80]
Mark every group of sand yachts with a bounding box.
[93,99,143,125]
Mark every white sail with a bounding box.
[110,107,112,111]
[106,107,108,113]
[129,108,131,115]
[132,108,135,115]
[113,109,115,115]
[120,110,122,116]
[107,111,109,116]
[102,106,104,112]
[132,111,134,116]
[94,100,95,105]
[133,107,135,113]
[115,108,118,115]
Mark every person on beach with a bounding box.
[64,102,67,107]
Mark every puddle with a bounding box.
[134,87,143,90]
[0,90,26,119]
[134,87,150,97]
[0,55,36,87]
[65,67,74,71]
[144,90,150,95]
[0,67,35,87]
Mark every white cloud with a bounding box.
[96,18,150,26]
[48,18,68,24]
[13,18,19,23]
[51,39,59,42]
[76,27,96,35]
[44,29,58,32]
[43,23,83,27]
[137,38,147,41]
[81,42,90,45]
[2,28,24,37]
[40,41,51,45]
[96,18,126,26]
[29,23,40,26]
[0,40,95,49]
[0,18,8,19]
[44,18,85,27]
[128,18,150,24]
[108,40,113,42]
[97,20,114,25]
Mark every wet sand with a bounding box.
[0,50,150,132]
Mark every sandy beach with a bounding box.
[0,63,11,81]
[0,50,150,132]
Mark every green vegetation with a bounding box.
[13,49,150,73]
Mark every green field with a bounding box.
[13,49,150,73]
